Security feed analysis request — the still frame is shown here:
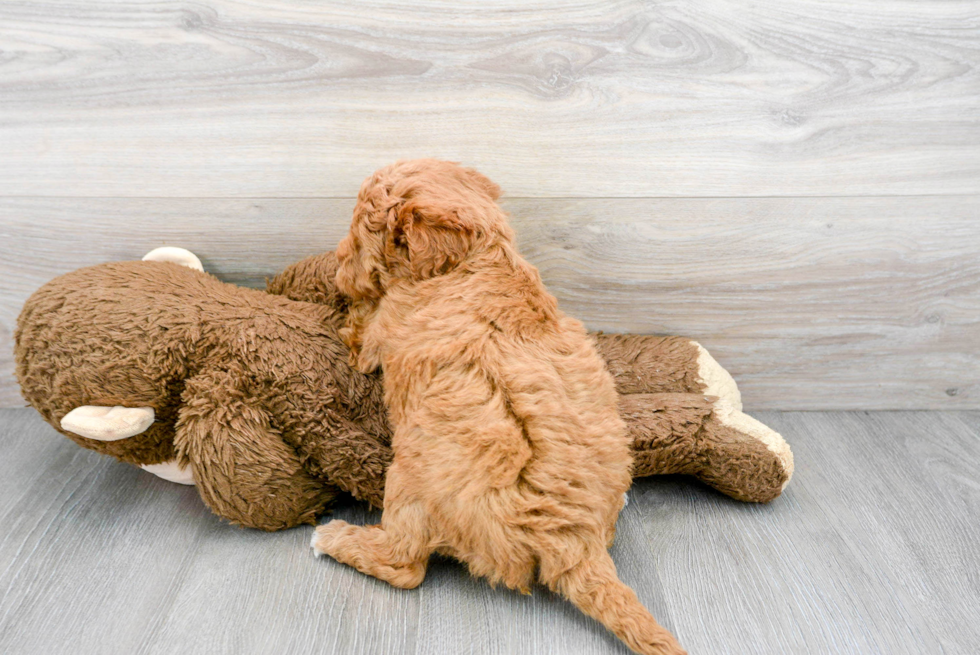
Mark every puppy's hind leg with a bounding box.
[310,506,432,589]
[312,500,432,589]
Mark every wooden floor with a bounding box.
[1,408,977,655]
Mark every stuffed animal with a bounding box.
[14,248,792,531]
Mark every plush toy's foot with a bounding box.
[595,335,745,407]
[695,399,794,502]
[140,460,195,485]
[142,246,204,271]
[622,393,793,503]
[61,405,155,441]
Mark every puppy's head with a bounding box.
[336,159,509,302]
[335,159,510,362]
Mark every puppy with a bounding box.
[313,160,685,655]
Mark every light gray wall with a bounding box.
[2,1,978,409]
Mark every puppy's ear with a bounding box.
[391,199,481,281]
[380,207,412,277]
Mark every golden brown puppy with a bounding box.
[312,160,685,655]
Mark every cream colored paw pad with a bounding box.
[61,405,155,441]
[141,460,195,485]
[693,342,742,411]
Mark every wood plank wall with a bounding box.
[1,1,978,409]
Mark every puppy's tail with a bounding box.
[552,551,686,655]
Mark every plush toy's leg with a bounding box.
[595,335,740,410]
[142,246,204,271]
[619,393,712,478]
[697,399,793,502]
[297,409,392,510]
[176,370,337,531]
[312,467,431,589]
[621,393,793,503]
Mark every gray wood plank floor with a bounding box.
[1,408,977,655]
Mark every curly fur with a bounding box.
[315,160,686,655]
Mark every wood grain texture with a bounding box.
[2,196,977,410]
[2,408,978,654]
[1,0,979,197]
[0,409,418,655]
[647,410,980,655]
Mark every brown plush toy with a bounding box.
[14,248,793,531]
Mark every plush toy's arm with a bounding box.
[266,251,346,312]
[175,369,337,531]
[297,409,391,510]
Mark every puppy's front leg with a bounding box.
[352,318,386,374]
[341,301,385,373]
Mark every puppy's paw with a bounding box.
[311,520,351,558]
[310,529,325,558]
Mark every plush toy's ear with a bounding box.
[142,247,204,271]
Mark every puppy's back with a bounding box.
[381,259,632,502]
